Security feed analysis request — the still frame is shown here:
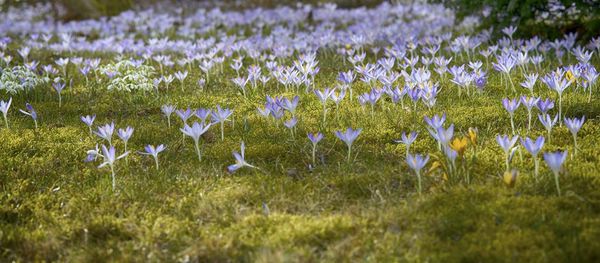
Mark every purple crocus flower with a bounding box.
[174,70,188,90]
[98,144,129,191]
[94,122,115,146]
[315,88,335,122]
[52,81,67,107]
[406,153,429,195]
[284,116,297,129]
[161,104,175,127]
[564,116,585,155]
[431,124,454,146]
[496,134,519,172]
[542,71,572,125]
[521,136,545,179]
[117,126,134,152]
[211,105,233,141]
[80,114,96,135]
[139,144,166,170]
[308,132,324,165]
[395,131,418,157]
[195,108,212,125]
[19,103,38,129]
[228,141,256,173]
[424,113,446,130]
[176,108,194,125]
[502,97,520,134]
[279,96,299,116]
[335,127,362,163]
[1,97,12,129]
[543,150,568,196]
[181,122,211,162]
[520,96,539,132]
[538,113,558,141]
[536,98,554,114]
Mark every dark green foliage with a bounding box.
[438,0,600,40]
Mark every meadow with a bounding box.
[1,2,600,262]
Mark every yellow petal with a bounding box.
[503,170,518,187]
[429,161,441,173]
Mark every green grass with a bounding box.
[1,50,600,262]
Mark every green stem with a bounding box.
[194,140,202,162]
[220,122,224,141]
[110,165,116,192]
[416,171,422,195]
[553,171,561,196]
[347,145,352,163]
[312,144,317,165]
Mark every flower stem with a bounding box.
[194,140,202,162]
[553,171,561,196]
[416,171,422,195]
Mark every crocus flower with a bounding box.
[174,70,188,91]
[520,96,539,132]
[0,97,11,129]
[161,104,175,127]
[176,108,194,125]
[94,122,115,146]
[395,131,418,157]
[139,144,166,170]
[308,132,324,165]
[520,73,538,95]
[19,103,38,129]
[406,153,429,195]
[538,113,558,142]
[211,105,233,141]
[284,117,297,138]
[338,70,355,100]
[496,135,519,172]
[424,113,446,130]
[280,96,299,117]
[542,72,572,125]
[492,54,517,92]
[431,124,454,147]
[228,141,257,173]
[52,81,66,107]
[536,98,554,114]
[335,127,362,163]
[97,145,129,191]
[195,108,212,124]
[543,150,568,196]
[80,114,96,135]
[502,98,520,135]
[181,122,211,162]
[315,88,335,123]
[521,136,545,179]
[564,116,585,156]
[117,126,134,152]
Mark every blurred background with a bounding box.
[1,0,599,40]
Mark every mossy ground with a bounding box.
[1,49,600,262]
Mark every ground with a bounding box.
[1,3,600,263]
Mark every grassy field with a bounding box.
[2,3,600,263]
